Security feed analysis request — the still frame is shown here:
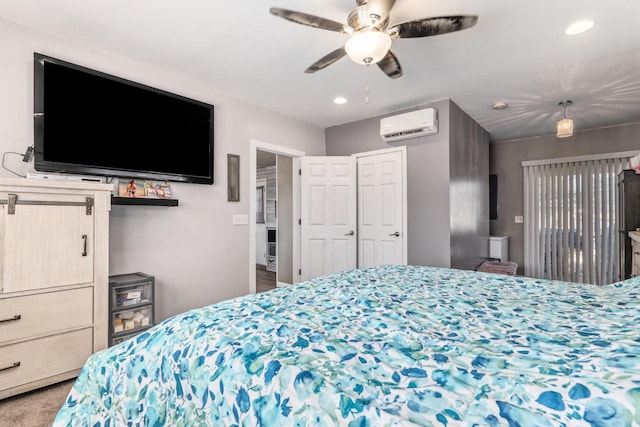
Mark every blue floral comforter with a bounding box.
[54,265,640,426]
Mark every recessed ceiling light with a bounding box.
[492,102,508,110]
[564,20,595,36]
[333,96,348,105]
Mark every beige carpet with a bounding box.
[0,379,74,427]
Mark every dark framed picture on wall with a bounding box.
[227,154,240,202]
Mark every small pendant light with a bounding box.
[557,100,574,138]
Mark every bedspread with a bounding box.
[54,265,640,426]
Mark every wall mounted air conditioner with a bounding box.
[380,108,438,142]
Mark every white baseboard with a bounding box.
[276,281,291,288]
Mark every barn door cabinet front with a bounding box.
[0,178,112,400]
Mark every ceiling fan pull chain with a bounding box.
[365,64,371,104]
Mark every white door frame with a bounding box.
[352,146,408,265]
[249,140,305,294]
[255,178,267,266]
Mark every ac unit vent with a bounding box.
[380,108,438,142]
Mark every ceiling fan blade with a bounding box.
[270,7,347,33]
[305,47,347,74]
[389,15,478,38]
[377,50,402,79]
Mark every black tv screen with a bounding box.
[33,53,214,184]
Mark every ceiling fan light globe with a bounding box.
[345,31,392,65]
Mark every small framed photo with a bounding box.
[118,179,145,198]
[144,182,172,199]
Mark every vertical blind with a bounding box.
[523,153,632,285]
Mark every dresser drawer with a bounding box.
[0,328,92,392]
[0,287,93,344]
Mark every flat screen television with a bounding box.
[33,52,214,184]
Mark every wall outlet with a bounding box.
[515,215,524,223]
[232,214,249,225]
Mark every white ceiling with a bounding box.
[2,0,640,141]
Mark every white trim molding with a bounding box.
[522,150,640,167]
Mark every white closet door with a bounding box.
[357,150,405,268]
[300,156,356,281]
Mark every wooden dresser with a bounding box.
[629,231,640,279]
[0,178,112,399]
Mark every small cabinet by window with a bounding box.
[489,236,509,262]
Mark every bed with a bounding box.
[53,265,640,426]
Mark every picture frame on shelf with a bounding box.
[144,182,172,199]
[118,179,145,198]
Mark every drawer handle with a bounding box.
[82,234,88,256]
[0,314,21,323]
[0,361,20,372]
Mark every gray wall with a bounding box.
[277,155,293,284]
[449,102,490,270]
[326,99,488,269]
[490,122,640,275]
[326,99,452,267]
[0,19,326,321]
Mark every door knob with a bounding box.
[389,232,400,237]
[345,230,355,236]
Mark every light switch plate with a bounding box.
[233,214,249,225]
[515,215,524,223]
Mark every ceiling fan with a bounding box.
[270,0,478,79]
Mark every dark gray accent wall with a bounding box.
[326,99,489,269]
[449,102,490,270]
[490,122,640,275]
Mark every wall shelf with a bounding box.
[111,196,179,207]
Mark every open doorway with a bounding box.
[255,151,276,293]
[249,140,305,294]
